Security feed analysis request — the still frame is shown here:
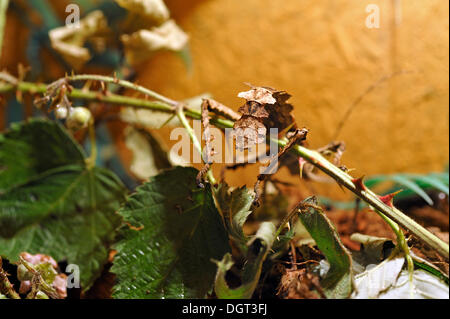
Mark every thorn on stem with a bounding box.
[378,189,403,207]
[352,176,366,192]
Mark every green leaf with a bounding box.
[271,227,295,259]
[0,120,126,290]
[410,174,449,195]
[296,196,353,298]
[214,222,276,299]
[391,175,434,205]
[410,251,449,284]
[320,170,449,209]
[0,120,85,192]
[363,175,387,188]
[111,167,231,299]
[213,183,254,253]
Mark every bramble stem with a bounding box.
[0,77,235,129]
[176,105,202,155]
[282,143,449,259]
[1,75,448,260]
[64,74,178,107]
[375,209,414,283]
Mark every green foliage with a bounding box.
[212,185,290,299]
[296,197,354,298]
[214,222,276,299]
[0,121,85,193]
[320,171,449,210]
[0,120,126,290]
[213,184,254,254]
[111,167,231,299]
[365,172,449,204]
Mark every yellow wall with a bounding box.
[138,0,449,194]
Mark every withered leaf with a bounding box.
[124,127,172,180]
[121,20,188,65]
[49,11,110,70]
[277,268,323,299]
[237,85,295,131]
[115,0,170,24]
[232,115,267,150]
[237,86,278,105]
[232,85,296,150]
[238,101,269,119]
[263,102,294,132]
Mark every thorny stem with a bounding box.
[1,74,448,260]
[375,209,414,282]
[0,77,235,129]
[65,74,178,107]
[282,142,449,260]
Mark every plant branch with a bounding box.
[1,75,448,260]
[0,257,20,299]
[64,74,178,107]
[0,77,235,129]
[0,0,9,60]
[282,142,449,259]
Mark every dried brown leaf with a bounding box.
[121,20,188,65]
[238,101,270,119]
[277,267,322,299]
[237,86,277,105]
[115,0,170,24]
[49,11,110,70]
[237,85,295,131]
[232,115,267,150]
